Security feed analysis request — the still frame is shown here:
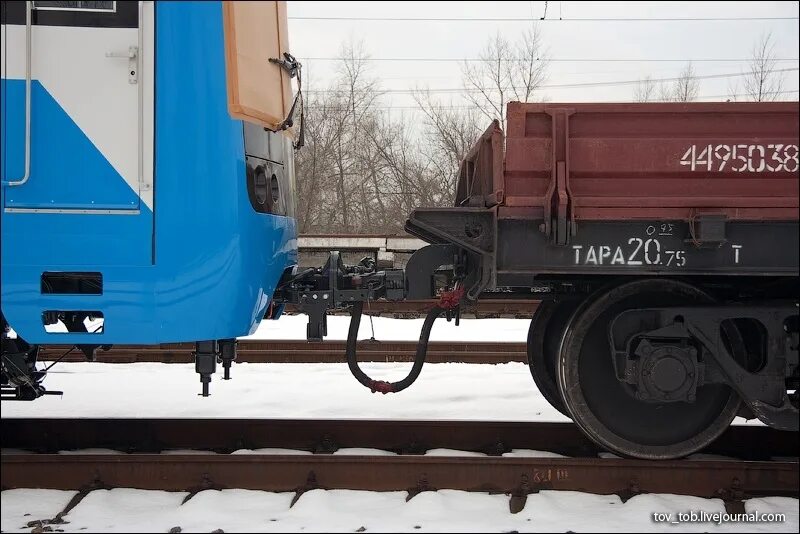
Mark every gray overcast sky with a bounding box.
[286,1,799,111]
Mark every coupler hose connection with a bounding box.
[345,285,465,394]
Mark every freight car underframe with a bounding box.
[277,207,798,459]
[2,209,797,459]
[401,207,799,455]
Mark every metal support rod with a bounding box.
[4,1,32,187]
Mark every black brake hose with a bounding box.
[346,300,444,394]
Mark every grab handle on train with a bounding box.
[3,1,32,187]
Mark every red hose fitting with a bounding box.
[369,380,394,394]
[438,286,465,310]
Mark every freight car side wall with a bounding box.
[407,102,798,293]
[503,102,799,221]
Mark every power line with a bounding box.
[376,63,781,80]
[300,56,800,63]
[289,15,799,22]
[303,89,800,111]
[303,67,800,95]
[695,89,800,100]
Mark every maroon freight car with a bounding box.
[405,102,799,460]
[466,102,797,220]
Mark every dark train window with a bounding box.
[41,272,103,295]
[4,1,135,29]
[34,1,115,11]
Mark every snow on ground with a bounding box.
[0,317,761,425]
[1,488,797,533]
[0,359,762,425]
[248,314,531,342]
[3,318,788,533]
[333,448,399,456]
[57,448,126,455]
[5,315,528,344]
[424,448,487,457]
[0,489,77,532]
[502,449,568,458]
[1,360,567,421]
[231,447,313,455]
[4,317,550,420]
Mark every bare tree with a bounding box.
[726,79,741,102]
[293,38,381,233]
[461,33,512,124]
[509,27,549,103]
[413,90,482,201]
[633,75,656,102]
[461,27,548,124]
[651,63,699,102]
[671,62,699,102]
[657,79,674,102]
[295,38,467,234]
[337,39,381,231]
[293,94,344,232]
[742,32,785,102]
[298,33,550,234]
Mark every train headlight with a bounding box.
[254,167,268,206]
[270,173,281,208]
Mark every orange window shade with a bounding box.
[222,1,293,133]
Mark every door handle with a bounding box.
[105,46,139,84]
[105,46,138,59]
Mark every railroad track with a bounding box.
[2,418,798,517]
[287,298,539,318]
[38,340,528,364]
[37,300,537,364]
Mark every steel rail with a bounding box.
[3,454,796,501]
[3,419,796,516]
[3,418,796,460]
[296,298,540,317]
[37,340,529,364]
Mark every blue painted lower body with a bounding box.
[1,80,141,209]
[1,1,298,344]
[1,212,296,344]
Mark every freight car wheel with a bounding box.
[556,279,742,460]
[527,298,581,418]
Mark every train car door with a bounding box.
[1,1,153,214]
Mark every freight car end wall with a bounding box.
[406,102,799,289]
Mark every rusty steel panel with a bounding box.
[464,102,800,222]
[455,120,505,207]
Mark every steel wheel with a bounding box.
[557,279,742,460]
[527,298,581,418]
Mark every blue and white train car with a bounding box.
[1,1,299,398]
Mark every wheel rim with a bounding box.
[557,279,742,460]
[527,299,580,418]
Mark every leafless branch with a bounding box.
[633,75,656,102]
[742,32,785,102]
